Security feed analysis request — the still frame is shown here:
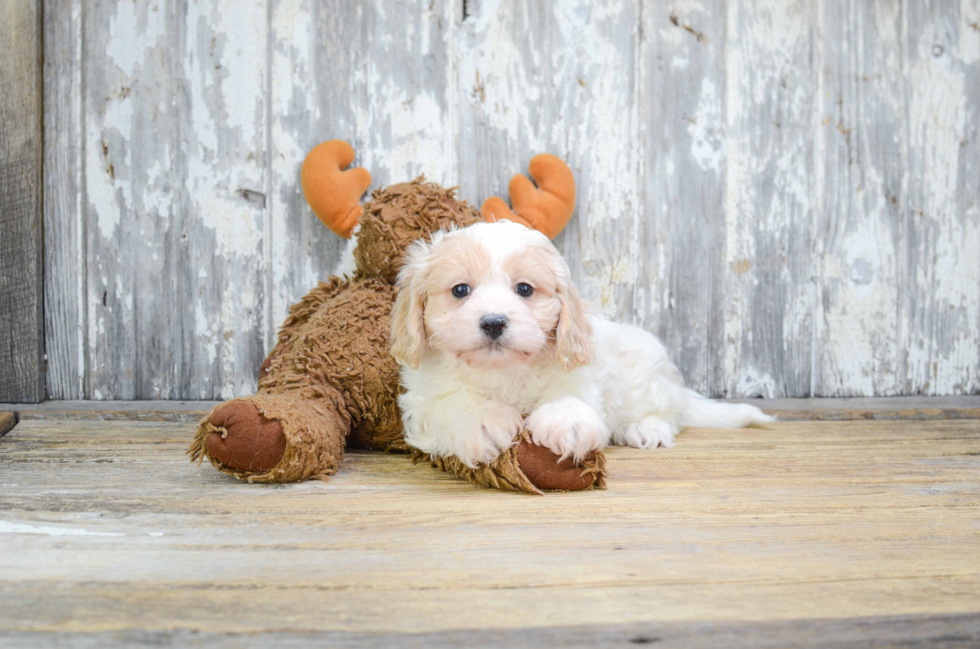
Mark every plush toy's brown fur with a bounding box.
[188,144,605,493]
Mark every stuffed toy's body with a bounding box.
[189,141,605,493]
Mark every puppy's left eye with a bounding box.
[515,283,534,298]
[451,284,471,299]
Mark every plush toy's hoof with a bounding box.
[516,441,600,491]
[418,431,606,493]
[204,401,287,473]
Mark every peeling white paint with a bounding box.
[457,0,543,144]
[105,2,165,78]
[196,303,217,366]
[269,0,320,333]
[183,2,265,260]
[332,233,360,279]
[670,56,689,69]
[906,44,978,395]
[689,78,723,173]
[87,124,122,239]
[216,0,265,138]
[960,0,980,65]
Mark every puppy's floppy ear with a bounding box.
[390,240,430,369]
[554,264,594,372]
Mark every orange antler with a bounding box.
[301,140,372,238]
[480,154,576,240]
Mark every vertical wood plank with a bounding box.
[0,0,44,403]
[84,1,270,399]
[904,0,980,395]
[176,0,270,399]
[44,0,85,399]
[268,0,338,347]
[639,1,727,396]
[345,1,459,189]
[269,0,458,334]
[814,0,907,396]
[722,0,816,397]
[84,0,179,399]
[456,0,642,326]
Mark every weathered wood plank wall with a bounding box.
[1,0,44,403]
[41,0,980,400]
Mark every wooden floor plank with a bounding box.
[0,417,978,644]
[3,613,979,649]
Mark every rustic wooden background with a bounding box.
[1,1,44,403]
[37,0,979,401]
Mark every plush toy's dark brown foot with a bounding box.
[204,401,287,473]
[516,441,600,491]
[418,430,607,494]
[190,393,352,483]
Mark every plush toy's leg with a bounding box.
[189,388,351,483]
[190,277,357,482]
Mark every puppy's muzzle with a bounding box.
[479,314,508,341]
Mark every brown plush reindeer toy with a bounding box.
[189,141,606,493]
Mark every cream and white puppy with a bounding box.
[390,221,772,468]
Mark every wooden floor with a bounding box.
[1,402,979,647]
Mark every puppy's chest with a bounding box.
[468,371,549,414]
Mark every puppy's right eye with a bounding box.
[451,284,471,299]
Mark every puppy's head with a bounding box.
[391,221,593,371]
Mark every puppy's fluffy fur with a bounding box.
[391,221,772,468]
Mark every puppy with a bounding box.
[390,221,772,468]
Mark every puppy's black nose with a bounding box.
[480,314,508,341]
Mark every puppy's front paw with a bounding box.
[526,397,609,462]
[614,415,677,449]
[461,405,524,468]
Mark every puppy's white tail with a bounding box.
[680,390,775,429]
